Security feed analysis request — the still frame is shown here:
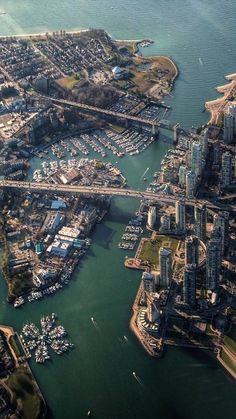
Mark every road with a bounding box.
[39,95,174,131]
[1,179,234,211]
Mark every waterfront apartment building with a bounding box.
[213,212,229,255]
[194,204,207,242]
[206,232,222,290]
[142,271,155,294]
[185,235,198,266]
[223,105,236,144]
[178,165,188,187]
[199,129,209,157]
[186,170,196,198]
[221,152,232,187]
[147,206,156,229]
[159,247,172,287]
[175,200,186,232]
[183,264,197,307]
[147,295,161,323]
[191,142,203,177]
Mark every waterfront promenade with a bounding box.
[129,282,162,357]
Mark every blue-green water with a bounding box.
[0,1,236,418]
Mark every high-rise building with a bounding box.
[206,232,222,290]
[183,264,197,307]
[186,171,196,198]
[178,165,188,187]
[194,204,207,242]
[234,156,236,181]
[142,271,154,294]
[199,129,209,157]
[160,214,171,233]
[147,206,156,229]
[147,295,161,323]
[191,142,203,177]
[175,200,186,232]
[213,143,221,166]
[213,212,229,255]
[221,152,232,187]
[185,236,198,266]
[159,247,172,287]
[223,105,236,144]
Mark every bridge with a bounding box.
[0,179,234,212]
[219,192,236,201]
[40,95,175,134]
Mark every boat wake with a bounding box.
[141,167,149,180]
[189,363,203,368]
[132,371,144,387]
[199,57,203,66]
[91,317,100,332]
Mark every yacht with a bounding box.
[14,296,25,308]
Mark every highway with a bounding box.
[0,179,231,211]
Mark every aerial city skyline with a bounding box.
[0,1,235,418]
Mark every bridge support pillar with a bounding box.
[138,122,142,133]
[125,119,130,129]
[173,123,180,144]
[152,124,159,138]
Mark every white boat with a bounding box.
[14,296,25,308]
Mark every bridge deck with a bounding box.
[43,96,174,130]
[0,179,226,211]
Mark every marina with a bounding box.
[118,215,144,251]
[20,314,73,364]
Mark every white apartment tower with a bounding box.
[159,247,172,287]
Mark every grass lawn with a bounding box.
[6,370,44,419]
[223,335,236,355]
[139,236,179,268]
[57,74,80,90]
[129,56,176,94]
[221,349,236,375]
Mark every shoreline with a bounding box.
[116,38,179,91]
[0,29,90,40]
[0,325,47,418]
[205,73,236,124]
[129,282,162,357]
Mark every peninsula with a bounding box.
[0,28,178,308]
